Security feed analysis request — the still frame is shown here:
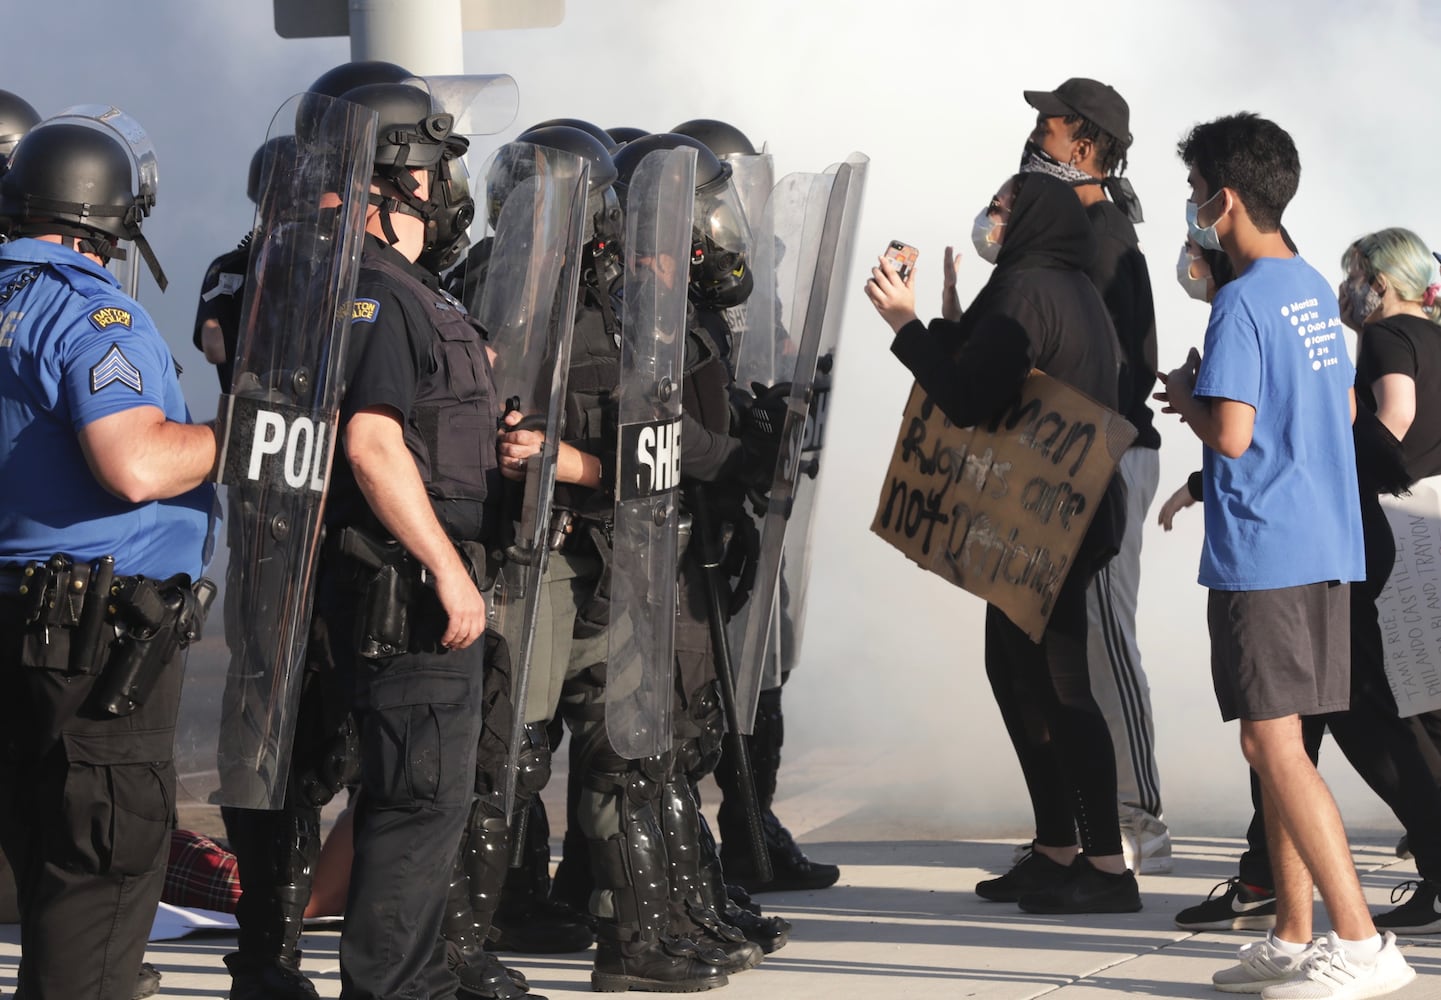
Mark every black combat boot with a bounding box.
[659,774,763,974]
[715,687,840,893]
[695,813,790,953]
[580,740,726,992]
[221,805,323,1000]
[444,799,543,1000]
[491,795,596,953]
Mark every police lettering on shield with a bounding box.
[218,395,333,495]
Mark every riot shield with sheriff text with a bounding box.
[184,94,377,809]
[605,146,697,760]
[474,141,590,809]
[728,153,868,733]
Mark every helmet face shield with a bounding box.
[689,177,754,307]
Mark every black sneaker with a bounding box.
[975,846,1073,903]
[1374,879,1441,934]
[1174,877,1277,931]
[1397,834,1413,860]
[1017,856,1141,914]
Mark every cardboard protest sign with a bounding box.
[1376,479,1441,717]
[871,372,1135,641]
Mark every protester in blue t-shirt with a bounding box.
[1157,113,1415,999]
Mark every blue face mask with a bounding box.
[1186,190,1225,252]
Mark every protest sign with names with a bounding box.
[871,372,1135,641]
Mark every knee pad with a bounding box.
[514,721,553,801]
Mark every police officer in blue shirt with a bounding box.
[0,111,219,1000]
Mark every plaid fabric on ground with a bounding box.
[163,829,241,913]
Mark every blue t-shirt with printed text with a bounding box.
[1192,255,1364,590]
[0,239,214,580]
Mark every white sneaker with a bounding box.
[1260,932,1416,999]
[1120,810,1173,875]
[1213,933,1318,993]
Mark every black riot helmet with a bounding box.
[339,82,454,245]
[612,132,754,309]
[527,117,616,151]
[0,90,40,169]
[670,119,757,158]
[511,124,623,284]
[0,118,168,289]
[296,59,414,144]
[605,126,648,148]
[417,135,475,275]
[246,135,300,205]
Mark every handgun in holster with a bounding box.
[96,574,217,717]
[336,526,417,660]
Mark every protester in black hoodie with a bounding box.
[867,171,1139,914]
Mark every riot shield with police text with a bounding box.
[728,153,868,733]
[181,94,377,809]
[606,146,697,760]
[474,141,590,809]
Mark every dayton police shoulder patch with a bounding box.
[352,298,380,323]
[88,306,133,331]
[90,343,144,394]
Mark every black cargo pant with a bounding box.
[316,571,486,1000]
[0,595,184,1000]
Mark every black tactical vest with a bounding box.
[363,252,501,536]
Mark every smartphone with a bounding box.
[883,240,918,282]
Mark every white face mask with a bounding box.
[1176,245,1210,302]
[1185,190,1225,252]
[971,208,1004,265]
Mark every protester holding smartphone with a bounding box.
[865,171,1138,914]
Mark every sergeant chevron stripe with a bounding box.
[90,343,144,394]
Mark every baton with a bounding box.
[690,486,773,884]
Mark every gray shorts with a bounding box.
[1208,583,1351,722]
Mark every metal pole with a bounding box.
[348,0,466,74]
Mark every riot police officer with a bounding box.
[215,60,416,1000]
[518,132,783,991]
[0,111,218,1000]
[438,124,623,996]
[311,79,500,1000]
[669,118,843,896]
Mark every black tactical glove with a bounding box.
[738,380,789,489]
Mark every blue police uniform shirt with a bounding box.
[0,238,214,580]
[1193,254,1364,590]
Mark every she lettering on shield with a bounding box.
[866,171,1138,915]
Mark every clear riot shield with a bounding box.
[728,153,868,734]
[175,94,377,810]
[718,151,774,362]
[474,141,590,810]
[606,146,697,760]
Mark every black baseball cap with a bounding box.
[1024,78,1132,147]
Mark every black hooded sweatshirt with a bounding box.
[890,172,1121,426]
